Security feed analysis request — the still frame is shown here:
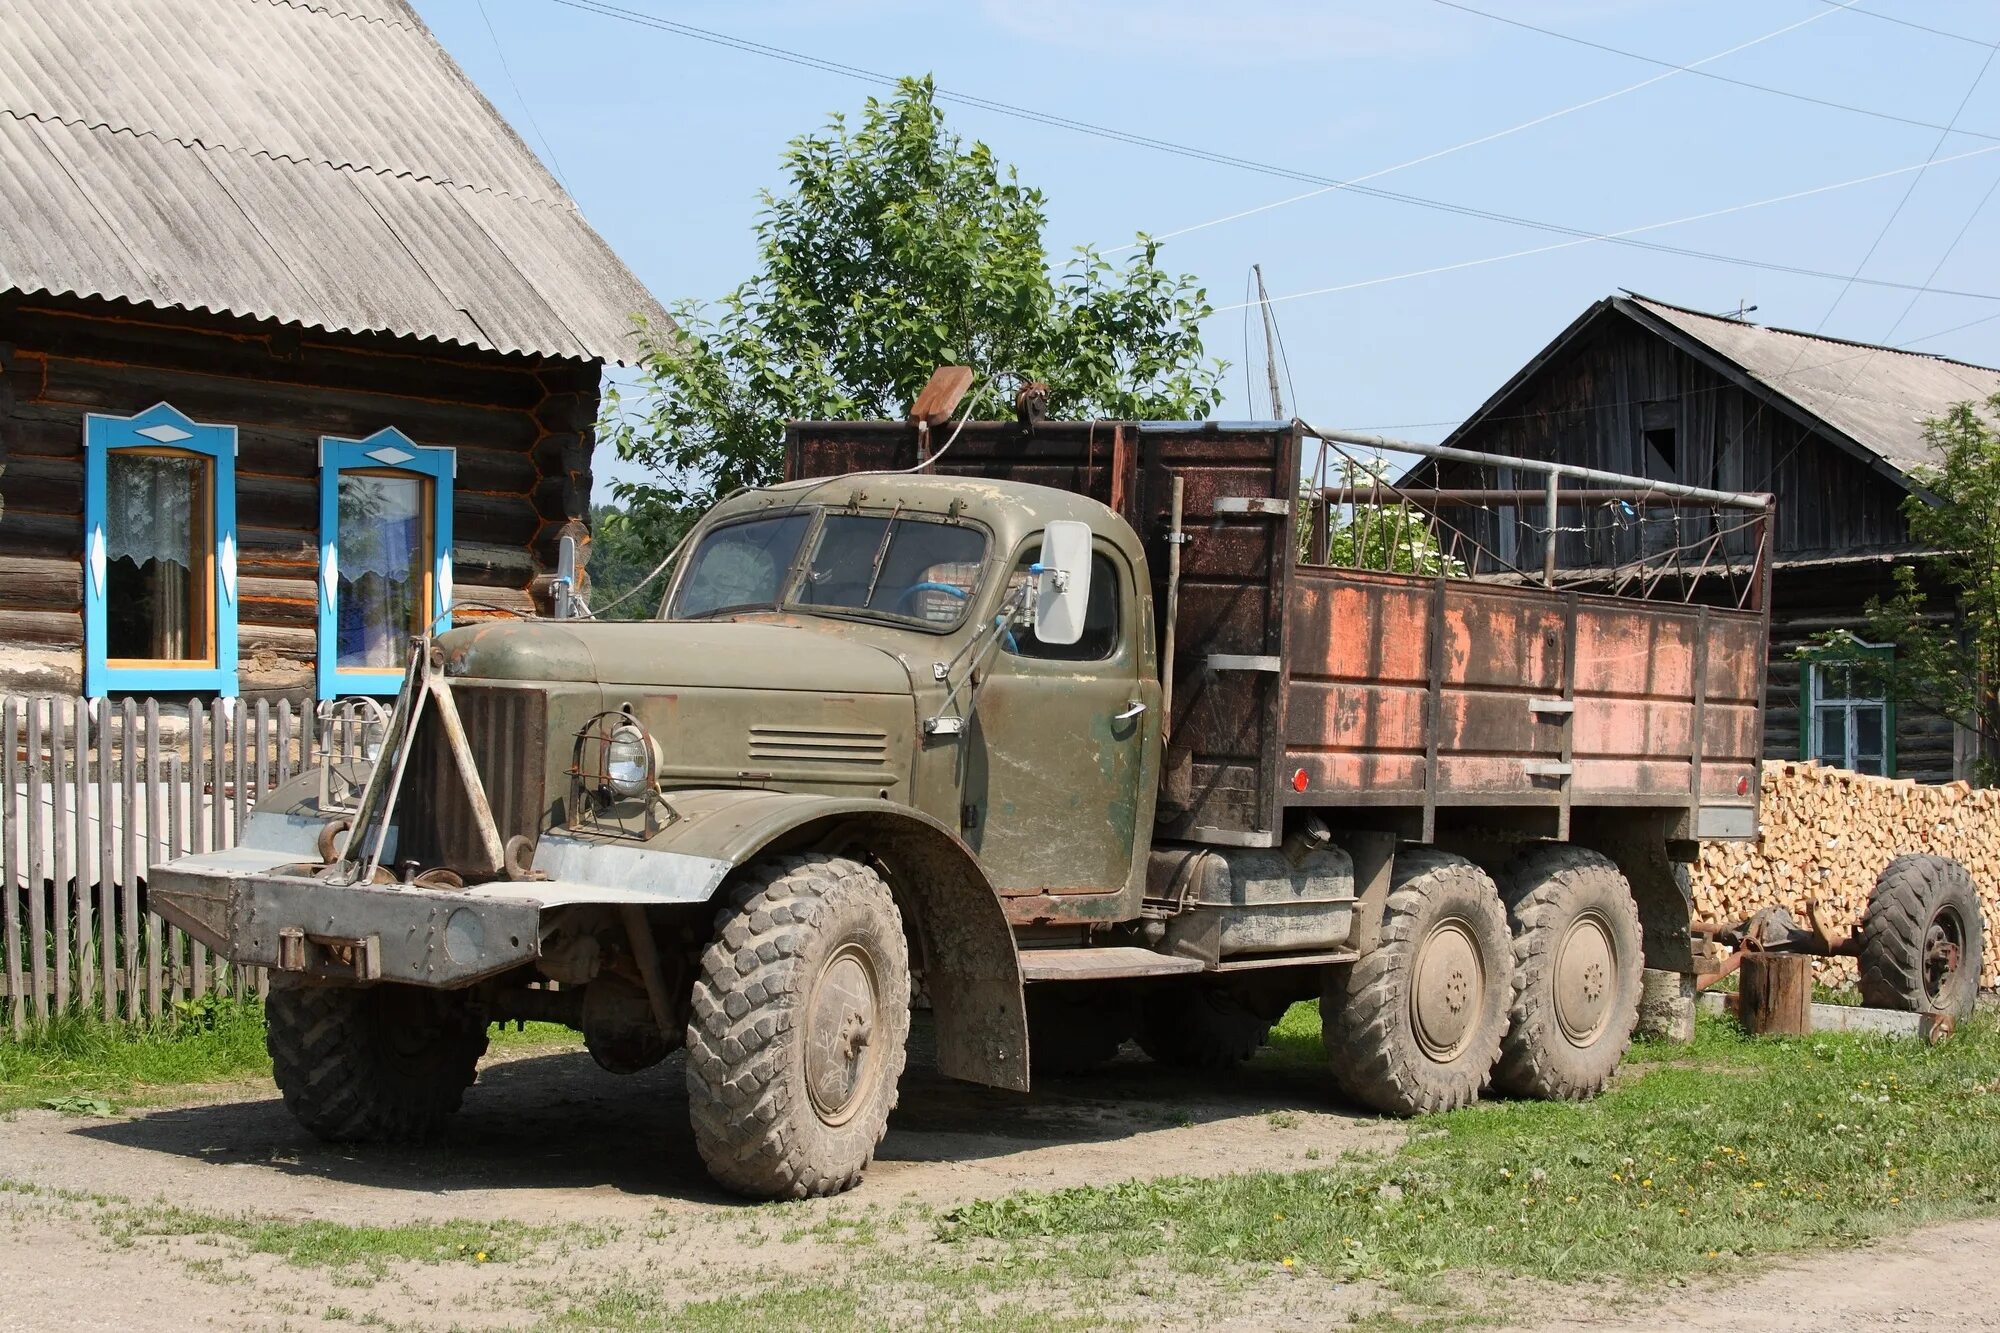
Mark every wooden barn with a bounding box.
[1415,293,2000,782]
[0,0,667,701]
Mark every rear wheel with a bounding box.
[1136,983,1273,1070]
[1493,845,1643,1101]
[265,979,489,1144]
[1860,855,1984,1019]
[686,854,911,1200]
[1322,848,1510,1115]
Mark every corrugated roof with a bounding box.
[0,0,668,363]
[1627,295,2000,476]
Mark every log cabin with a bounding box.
[0,0,668,701]
[1413,293,2000,782]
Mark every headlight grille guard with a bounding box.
[567,709,667,840]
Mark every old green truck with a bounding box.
[152,412,1841,1200]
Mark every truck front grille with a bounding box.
[400,685,549,873]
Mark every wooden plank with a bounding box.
[144,700,162,1021]
[187,700,208,1001]
[49,698,70,1014]
[97,698,115,1019]
[2,698,22,1033]
[120,698,139,1021]
[167,751,187,1005]
[23,701,47,1023]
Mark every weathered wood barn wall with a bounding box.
[0,293,596,697]
[1421,294,1997,783]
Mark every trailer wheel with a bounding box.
[265,978,488,1144]
[1027,985,1135,1076]
[1860,855,1985,1019]
[1322,849,1510,1115]
[686,854,911,1200]
[1492,845,1643,1101]
[1135,983,1273,1069]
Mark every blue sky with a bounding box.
[413,1,2000,492]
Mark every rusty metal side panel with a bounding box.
[1285,567,1767,819]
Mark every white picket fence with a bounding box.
[0,695,382,1028]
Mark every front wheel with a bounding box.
[265,979,489,1144]
[686,854,911,1200]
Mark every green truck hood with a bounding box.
[439,618,915,695]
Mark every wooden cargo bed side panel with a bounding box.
[1699,611,1766,801]
[1570,603,1696,799]
[1285,570,1430,799]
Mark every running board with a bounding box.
[1017,947,1205,982]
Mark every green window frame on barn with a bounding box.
[1801,638,1895,776]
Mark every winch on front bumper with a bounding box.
[151,848,542,987]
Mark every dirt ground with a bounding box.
[0,1027,1994,1331]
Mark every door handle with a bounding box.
[1113,700,1147,722]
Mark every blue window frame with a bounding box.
[317,428,455,700]
[83,403,239,696]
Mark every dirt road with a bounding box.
[0,1029,1992,1331]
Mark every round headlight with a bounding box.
[604,723,653,797]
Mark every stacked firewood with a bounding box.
[1690,761,2000,989]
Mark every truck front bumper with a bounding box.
[151,848,542,988]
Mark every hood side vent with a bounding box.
[748,724,890,766]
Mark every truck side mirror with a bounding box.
[1034,522,1093,646]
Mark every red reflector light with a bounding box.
[1737,776,1749,796]
[1292,768,1310,793]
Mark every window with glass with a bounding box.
[84,405,239,695]
[317,429,454,699]
[1000,548,1122,662]
[1807,647,1892,776]
[668,509,985,630]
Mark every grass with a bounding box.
[0,999,580,1116]
[103,1203,546,1273]
[941,1005,2000,1299]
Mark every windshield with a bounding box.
[668,509,986,629]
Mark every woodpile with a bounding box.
[1691,761,2000,989]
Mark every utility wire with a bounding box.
[544,0,1891,295]
[1112,1,1859,253]
[1431,0,2000,144]
[1879,169,2000,346]
[1812,0,2000,50]
[1209,141,2000,315]
[477,0,573,196]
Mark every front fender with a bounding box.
[542,790,1030,1093]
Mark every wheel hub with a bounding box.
[804,941,882,1127]
[1923,906,1966,1008]
[1553,911,1617,1045]
[1410,919,1483,1061]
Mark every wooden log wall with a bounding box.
[0,293,599,695]
[1693,760,2000,988]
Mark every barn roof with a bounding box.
[1444,293,1999,490]
[1622,295,2000,477]
[0,0,669,364]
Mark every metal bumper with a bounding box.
[150,848,541,988]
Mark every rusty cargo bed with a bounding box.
[785,417,1771,850]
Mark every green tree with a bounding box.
[583,502,689,621]
[605,76,1225,516]
[1804,394,2000,781]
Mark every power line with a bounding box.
[1432,0,2000,143]
[1812,0,2000,51]
[1116,2,1859,253]
[544,0,1887,294]
[1209,141,2000,315]
[477,0,573,196]
[1880,169,2000,345]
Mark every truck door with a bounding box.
[961,538,1158,898]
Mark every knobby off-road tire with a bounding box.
[686,854,912,1200]
[265,978,489,1144]
[1492,844,1643,1101]
[1322,848,1511,1116]
[1859,855,1985,1019]
[1136,983,1274,1070]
